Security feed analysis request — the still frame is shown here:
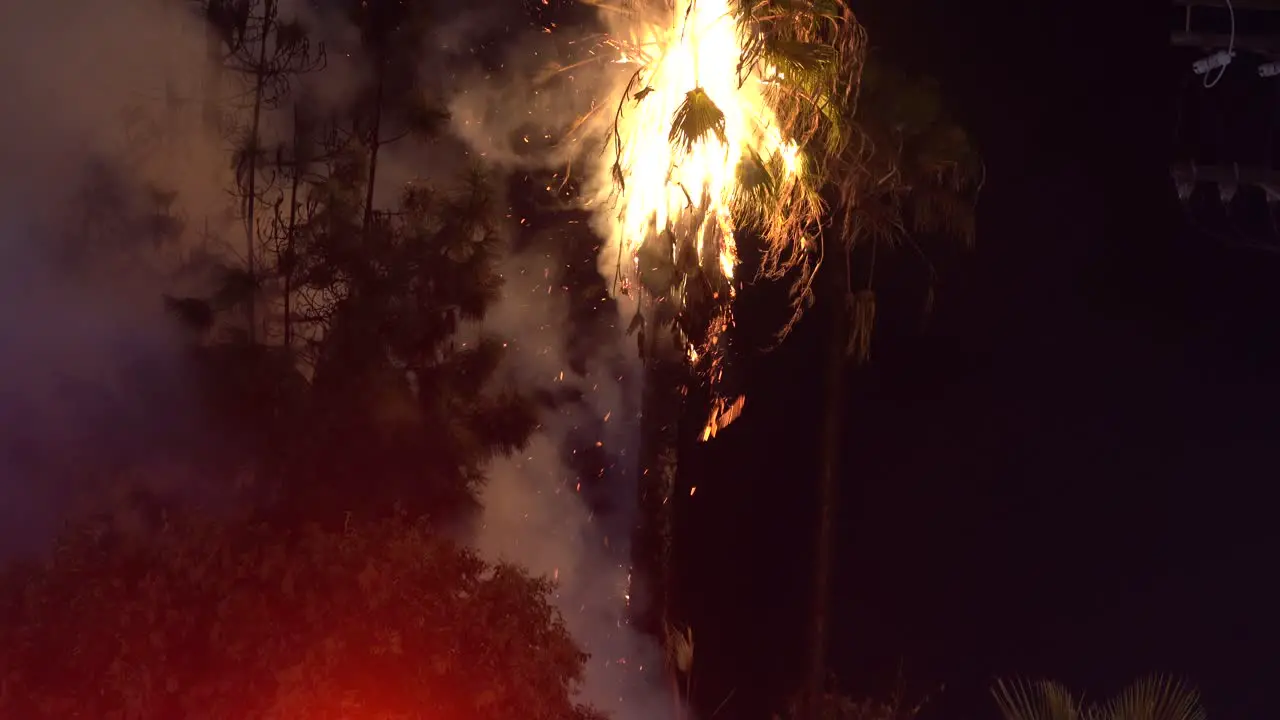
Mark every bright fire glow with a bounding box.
[605,0,800,288]
[595,0,809,438]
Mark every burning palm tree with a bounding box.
[582,0,868,437]
[552,0,869,713]
[544,0,978,714]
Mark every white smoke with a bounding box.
[471,242,673,719]
[0,0,239,558]
[441,7,681,716]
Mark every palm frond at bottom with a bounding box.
[992,678,1085,720]
[1094,676,1206,720]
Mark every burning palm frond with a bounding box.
[567,0,871,433]
[736,147,776,196]
[700,394,746,440]
[670,88,728,151]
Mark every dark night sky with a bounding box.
[676,2,1277,720]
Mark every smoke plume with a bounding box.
[0,0,679,714]
[472,239,673,719]
[0,0,237,558]
[444,11,679,720]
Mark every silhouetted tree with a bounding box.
[287,159,537,520]
[804,58,982,716]
[335,0,448,238]
[160,3,534,525]
[199,0,326,341]
[803,58,983,712]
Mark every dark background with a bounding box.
[675,2,1277,719]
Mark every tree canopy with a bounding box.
[0,512,604,720]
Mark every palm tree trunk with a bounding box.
[636,315,685,713]
[804,247,849,718]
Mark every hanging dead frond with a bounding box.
[665,622,695,675]
[910,184,975,247]
[920,282,935,329]
[846,288,876,363]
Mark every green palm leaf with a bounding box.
[993,676,1206,720]
[992,678,1086,720]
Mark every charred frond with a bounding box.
[737,147,775,194]
[669,88,728,151]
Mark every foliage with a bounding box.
[992,676,1208,720]
[156,6,535,524]
[172,160,538,522]
[838,61,982,250]
[670,88,728,151]
[587,0,867,364]
[195,0,327,341]
[734,0,868,281]
[807,57,984,363]
[0,511,604,720]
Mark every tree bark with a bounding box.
[635,309,687,715]
[804,249,849,718]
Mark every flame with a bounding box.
[605,0,799,280]
[596,0,804,439]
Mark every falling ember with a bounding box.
[700,394,745,441]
